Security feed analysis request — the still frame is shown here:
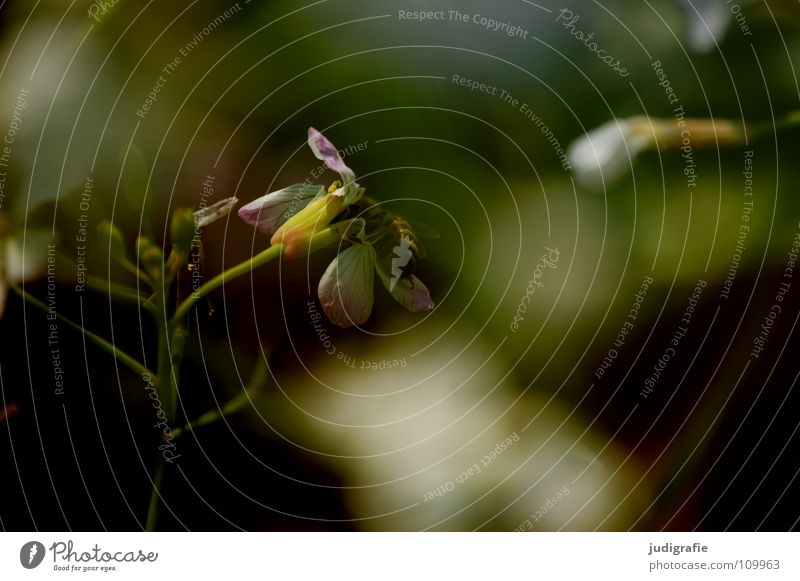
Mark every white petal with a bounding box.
[318,245,376,328]
[238,184,324,235]
[568,117,653,186]
[680,0,731,53]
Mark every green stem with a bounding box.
[168,328,187,418]
[156,321,172,415]
[146,270,188,531]
[119,257,154,289]
[751,109,800,137]
[145,459,164,531]
[55,252,156,311]
[146,243,283,530]
[147,316,172,532]
[773,109,800,132]
[144,240,280,528]
[171,243,284,325]
[173,359,269,438]
[11,284,156,381]
[85,274,158,314]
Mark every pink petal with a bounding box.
[308,127,356,184]
[238,184,323,235]
[384,273,435,313]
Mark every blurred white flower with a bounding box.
[569,115,746,187]
[0,226,50,318]
[568,116,654,187]
[262,319,646,530]
[679,0,732,53]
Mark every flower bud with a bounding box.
[170,208,195,258]
[136,236,164,282]
[97,220,126,261]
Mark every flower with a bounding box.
[317,202,435,327]
[237,128,435,327]
[678,0,731,53]
[568,116,746,187]
[238,127,363,258]
[568,116,655,187]
[0,219,50,318]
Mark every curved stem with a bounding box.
[171,243,284,325]
[119,257,154,289]
[11,284,156,381]
[85,274,158,314]
[145,459,164,531]
[156,322,172,414]
[146,319,172,532]
[773,110,800,132]
[147,245,283,529]
[173,357,269,438]
[56,252,156,311]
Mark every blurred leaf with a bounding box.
[121,146,153,218]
